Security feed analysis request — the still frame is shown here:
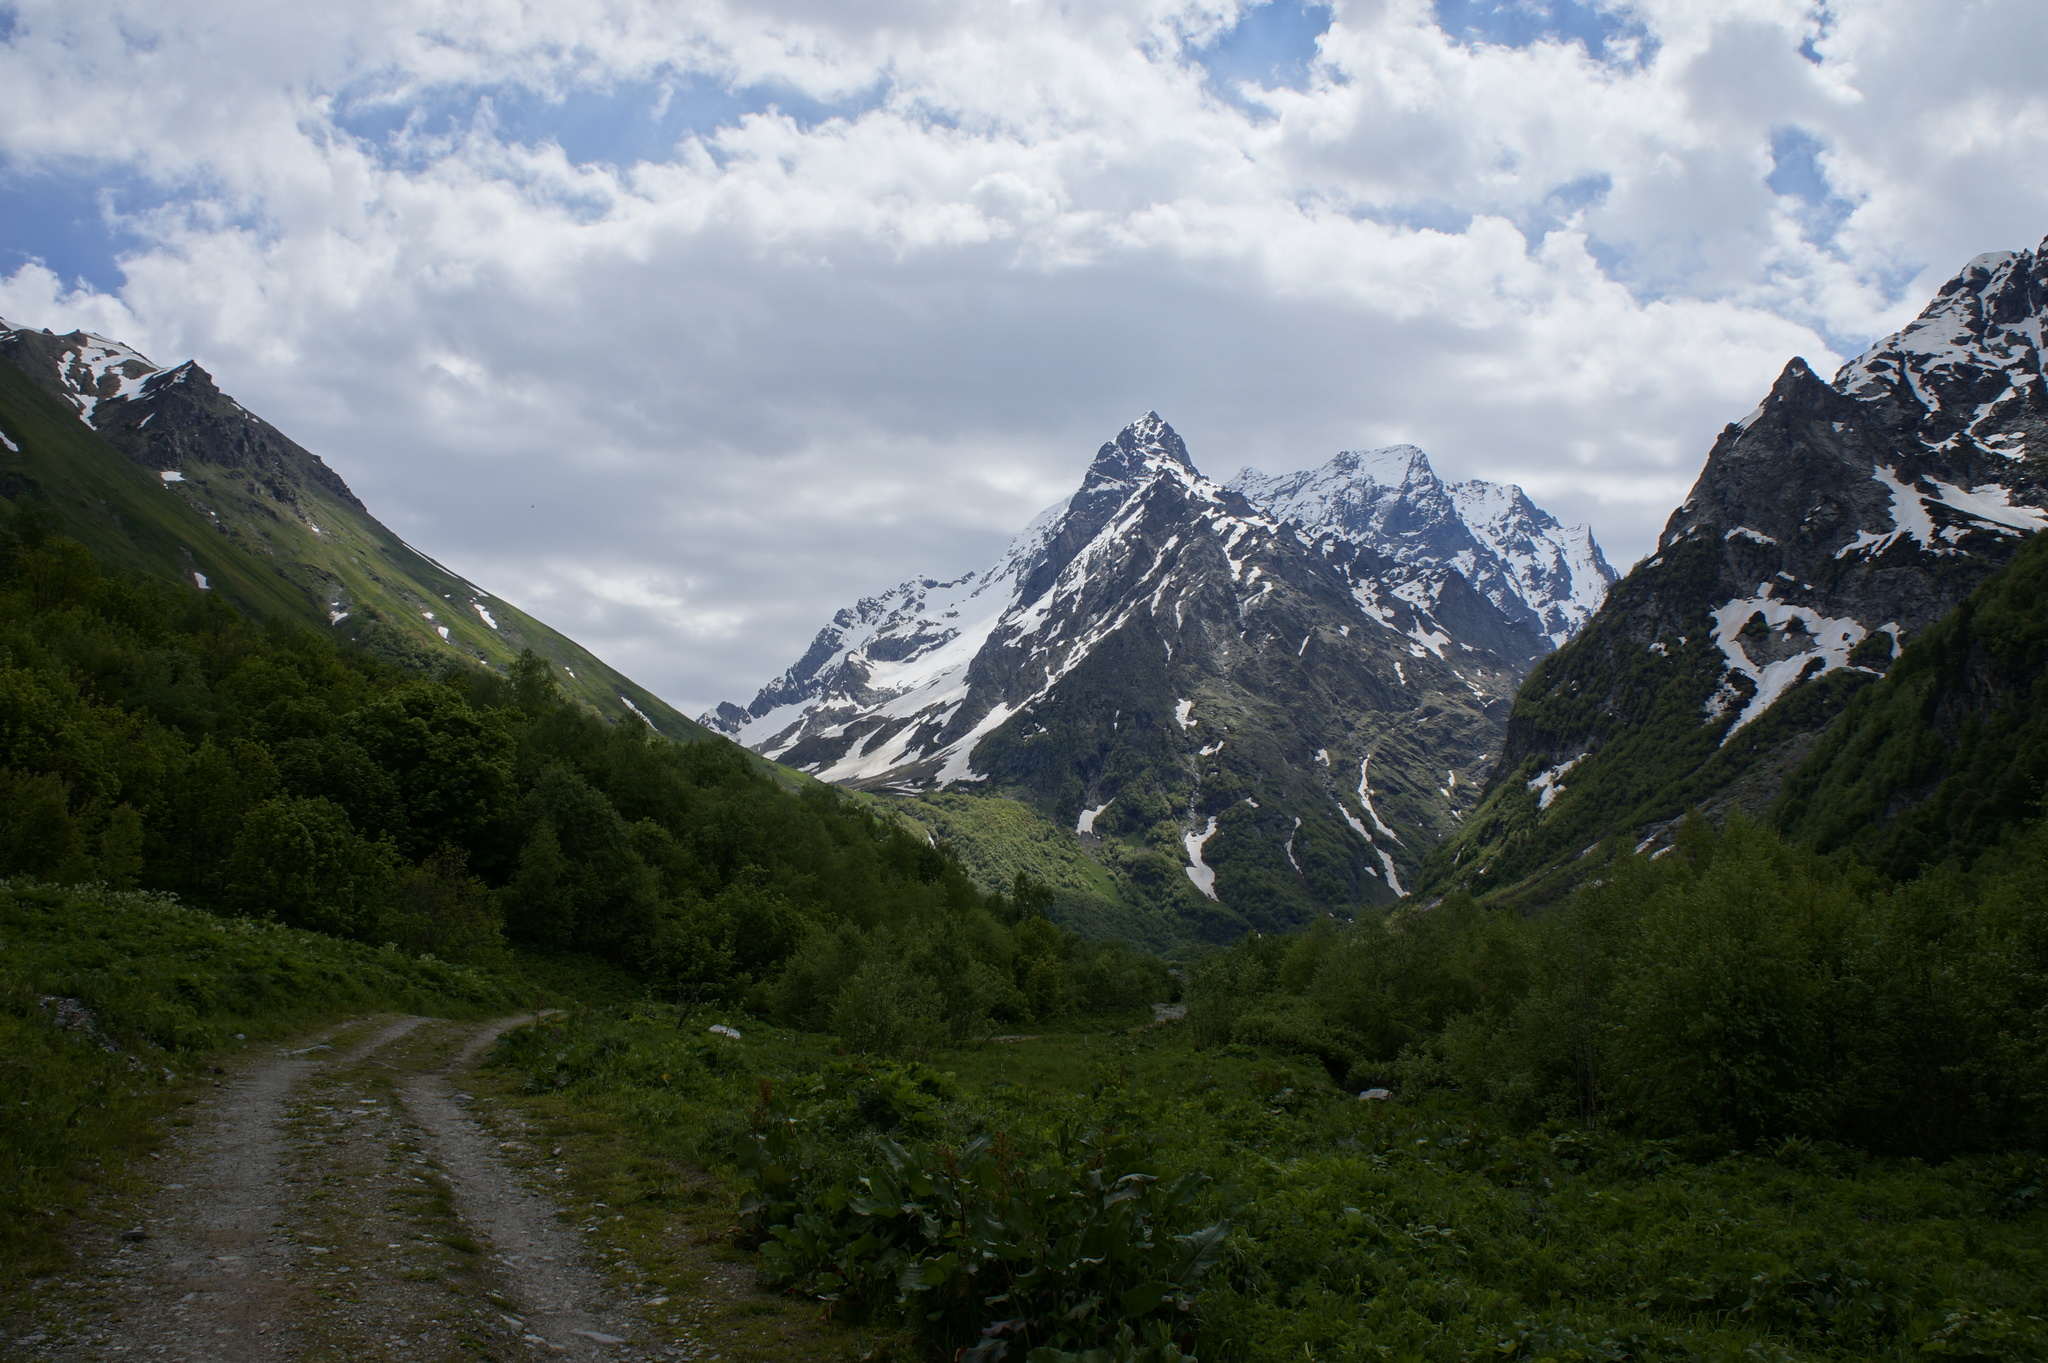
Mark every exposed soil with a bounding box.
[7,1014,815,1361]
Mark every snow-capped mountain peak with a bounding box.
[705,412,1604,932]
[1228,446,1616,649]
[1083,410,1201,489]
[1834,236,2046,461]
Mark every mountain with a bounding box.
[1427,239,2048,900]
[707,413,1610,942]
[1228,445,1614,661]
[1775,521,2048,880]
[0,321,703,738]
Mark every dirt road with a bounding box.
[12,1014,689,1361]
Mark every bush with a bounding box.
[740,1083,1224,1362]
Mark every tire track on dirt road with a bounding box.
[15,1014,670,1361]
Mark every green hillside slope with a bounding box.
[1777,524,2048,877]
[0,344,702,739]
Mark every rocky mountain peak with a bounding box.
[0,320,366,512]
[1431,234,2048,898]
[1082,411,1199,490]
[1833,235,2045,461]
[706,411,1610,936]
[1230,445,1615,650]
[0,325,160,422]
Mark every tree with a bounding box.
[222,795,395,939]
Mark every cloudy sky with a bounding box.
[1,0,2043,716]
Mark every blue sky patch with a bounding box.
[1192,1,1333,104]
[1434,0,1656,66]
[1511,172,1613,247]
[1798,2,1834,64]
[0,165,161,294]
[333,73,881,172]
[1768,125,1854,248]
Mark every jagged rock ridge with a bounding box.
[1430,236,2048,897]
[1229,447,1614,653]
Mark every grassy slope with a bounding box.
[1777,525,2048,877]
[0,357,705,742]
[888,791,1200,952]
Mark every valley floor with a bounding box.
[4,1013,841,1362]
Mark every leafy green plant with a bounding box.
[739,1081,1225,1362]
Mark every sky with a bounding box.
[1,0,2044,718]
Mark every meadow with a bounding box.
[485,996,2048,1362]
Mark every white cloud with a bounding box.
[1,0,2043,715]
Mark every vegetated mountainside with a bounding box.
[1776,520,2048,877]
[0,321,701,738]
[0,509,1154,1031]
[709,414,1612,944]
[1427,239,2048,901]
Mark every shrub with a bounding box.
[740,1083,1224,1362]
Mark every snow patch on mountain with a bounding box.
[1076,799,1114,835]
[1375,848,1406,897]
[23,331,163,423]
[1357,756,1399,841]
[1525,756,1580,810]
[1704,595,1867,740]
[1184,816,1220,899]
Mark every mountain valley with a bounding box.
[7,241,2048,1363]
[708,415,1614,941]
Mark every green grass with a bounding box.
[485,1003,2048,1363]
[892,791,1189,949]
[0,878,516,1290]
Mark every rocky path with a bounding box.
[11,1014,700,1361]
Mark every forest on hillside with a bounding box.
[0,506,1160,1039]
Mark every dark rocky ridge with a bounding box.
[1429,237,2048,899]
[0,328,364,510]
